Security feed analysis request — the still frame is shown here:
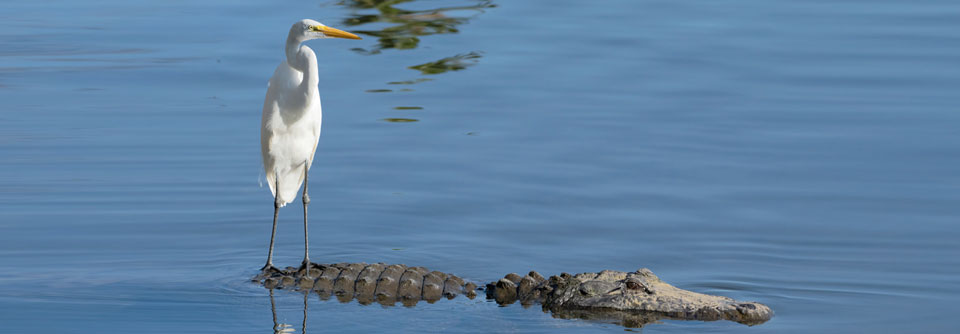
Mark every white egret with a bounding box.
[260,19,360,275]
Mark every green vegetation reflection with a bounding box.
[382,118,419,122]
[338,0,493,113]
[339,0,495,55]
[409,51,482,74]
[388,78,434,85]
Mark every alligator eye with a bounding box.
[624,280,653,294]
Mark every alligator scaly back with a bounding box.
[253,262,477,306]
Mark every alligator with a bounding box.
[254,262,773,328]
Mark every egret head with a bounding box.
[290,19,361,42]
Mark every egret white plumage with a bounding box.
[260,19,360,275]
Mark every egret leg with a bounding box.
[262,176,281,274]
[299,162,312,277]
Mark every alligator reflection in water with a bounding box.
[264,285,758,331]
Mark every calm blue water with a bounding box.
[2,0,959,332]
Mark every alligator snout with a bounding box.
[733,302,774,325]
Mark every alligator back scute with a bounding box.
[255,262,475,307]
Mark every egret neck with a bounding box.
[285,31,319,110]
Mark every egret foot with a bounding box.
[260,264,282,278]
[298,259,314,278]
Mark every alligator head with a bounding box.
[486,268,773,328]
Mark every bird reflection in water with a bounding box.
[269,289,309,334]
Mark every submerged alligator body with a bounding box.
[255,262,772,328]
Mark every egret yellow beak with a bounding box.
[312,25,362,40]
